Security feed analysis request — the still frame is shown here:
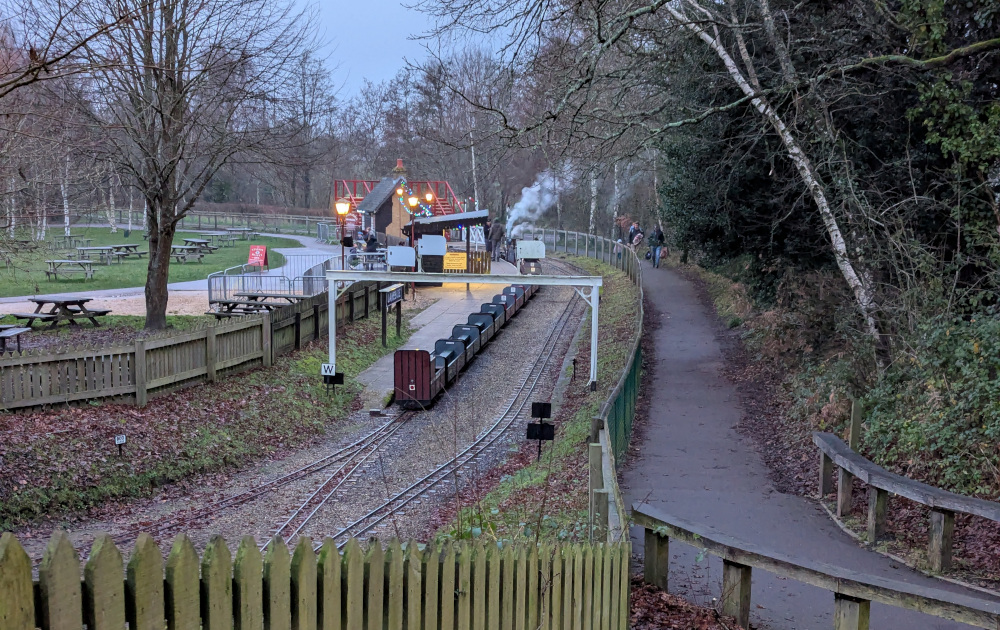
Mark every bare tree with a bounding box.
[77,0,317,328]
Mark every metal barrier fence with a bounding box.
[517,227,644,543]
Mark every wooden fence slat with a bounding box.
[343,539,363,630]
[593,545,606,630]
[264,538,292,630]
[527,545,539,630]
[0,533,35,630]
[441,544,456,630]
[472,542,486,630]
[514,546,527,630]
[560,547,573,630]
[581,544,593,630]
[538,544,552,630]
[458,543,472,630]
[386,539,404,630]
[405,541,422,630]
[201,535,233,630]
[365,542,384,630]
[607,544,618,630]
[572,546,584,630]
[39,529,82,630]
[500,544,514,630]
[84,533,126,630]
[233,536,264,630]
[423,543,440,630]
[317,539,342,630]
[549,544,562,630]
[487,545,500,630]
[165,533,199,630]
[617,543,629,630]
[291,537,318,630]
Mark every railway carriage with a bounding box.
[394,283,537,408]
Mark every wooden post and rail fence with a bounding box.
[0,530,630,630]
[0,282,387,411]
[634,505,1000,629]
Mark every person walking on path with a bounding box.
[648,226,665,268]
[627,221,641,246]
[485,220,493,257]
[488,218,506,261]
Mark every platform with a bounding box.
[355,259,518,407]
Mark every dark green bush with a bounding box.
[864,313,1000,496]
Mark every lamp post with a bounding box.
[335,198,350,270]
[407,195,419,247]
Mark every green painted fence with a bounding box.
[0,530,630,630]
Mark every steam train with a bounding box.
[393,284,537,408]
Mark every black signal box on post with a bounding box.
[527,423,555,441]
[531,402,552,419]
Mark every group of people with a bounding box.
[616,221,667,268]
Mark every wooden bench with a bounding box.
[0,326,30,353]
[814,432,1000,571]
[9,313,58,327]
[171,252,204,263]
[111,251,148,262]
[634,504,1000,630]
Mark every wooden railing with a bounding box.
[633,504,1000,630]
[814,431,1000,572]
[0,283,387,410]
[0,530,630,630]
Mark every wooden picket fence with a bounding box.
[0,531,630,630]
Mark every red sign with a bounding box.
[248,245,268,268]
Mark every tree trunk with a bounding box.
[144,207,175,329]
[668,6,880,339]
[8,177,16,237]
[61,157,71,236]
[588,171,598,234]
[127,188,134,231]
[106,183,118,232]
[612,162,621,238]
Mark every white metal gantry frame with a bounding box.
[325,270,604,387]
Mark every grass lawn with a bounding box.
[0,228,302,298]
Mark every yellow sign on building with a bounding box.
[443,252,468,270]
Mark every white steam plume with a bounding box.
[506,166,574,237]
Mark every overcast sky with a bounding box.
[316,0,435,98]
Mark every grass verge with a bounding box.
[1,229,299,297]
[435,253,641,544]
[0,311,413,529]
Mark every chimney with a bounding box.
[392,159,406,175]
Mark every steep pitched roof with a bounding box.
[356,176,404,215]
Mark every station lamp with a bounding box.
[335,198,350,270]
[425,192,434,203]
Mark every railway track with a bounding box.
[109,413,409,546]
[321,287,582,548]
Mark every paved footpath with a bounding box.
[623,265,1000,629]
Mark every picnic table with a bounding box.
[52,234,91,249]
[10,297,111,328]
[208,296,288,318]
[170,245,204,263]
[225,227,258,240]
[109,243,146,262]
[182,238,219,253]
[0,324,31,353]
[76,245,116,264]
[233,292,305,305]
[45,259,95,280]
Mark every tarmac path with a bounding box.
[622,264,1000,629]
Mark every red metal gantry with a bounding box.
[332,179,465,215]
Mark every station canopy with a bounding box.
[402,209,489,237]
